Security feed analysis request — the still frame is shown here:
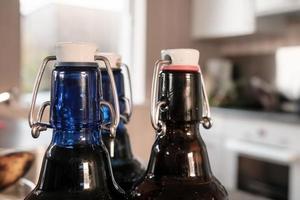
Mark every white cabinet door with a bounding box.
[201,114,226,181]
[255,0,300,16]
[191,0,255,39]
[204,138,221,177]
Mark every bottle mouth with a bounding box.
[161,65,201,73]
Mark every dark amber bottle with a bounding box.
[99,53,145,192]
[131,49,228,200]
[25,43,127,200]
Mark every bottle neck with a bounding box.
[158,70,202,123]
[52,127,101,146]
[147,69,212,180]
[49,63,102,146]
[147,121,213,181]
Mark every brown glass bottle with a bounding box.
[131,64,228,199]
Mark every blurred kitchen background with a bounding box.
[1,0,300,199]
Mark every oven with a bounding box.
[238,154,289,199]
[221,117,300,200]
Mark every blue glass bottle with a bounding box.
[25,44,127,200]
[100,54,145,192]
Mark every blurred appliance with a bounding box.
[205,58,233,106]
[208,51,300,113]
[205,58,234,101]
[222,115,300,200]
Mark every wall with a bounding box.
[145,0,194,102]
[0,0,20,92]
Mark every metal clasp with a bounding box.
[150,59,170,134]
[120,63,133,124]
[28,56,56,138]
[199,72,213,129]
[29,55,121,153]
[95,55,120,158]
[150,59,213,132]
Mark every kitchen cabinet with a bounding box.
[201,111,227,183]
[255,0,300,16]
[202,133,222,178]
[191,0,255,39]
[191,0,299,40]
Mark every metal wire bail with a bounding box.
[150,59,170,133]
[199,72,213,129]
[150,57,213,131]
[120,63,133,124]
[28,56,56,138]
[95,55,120,158]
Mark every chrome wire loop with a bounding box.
[95,55,120,158]
[31,101,51,138]
[28,56,56,138]
[95,55,120,138]
[120,63,133,124]
[155,101,167,135]
[199,72,213,129]
[150,59,170,132]
[99,100,118,156]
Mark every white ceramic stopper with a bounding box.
[161,49,200,66]
[56,42,97,62]
[97,52,122,68]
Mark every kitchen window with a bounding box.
[19,0,146,106]
[276,46,300,101]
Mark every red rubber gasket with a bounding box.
[161,65,201,72]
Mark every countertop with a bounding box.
[229,190,270,200]
[212,107,300,125]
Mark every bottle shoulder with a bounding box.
[25,189,127,200]
[45,143,107,158]
[35,144,126,196]
[131,176,228,200]
[152,130,207,155]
